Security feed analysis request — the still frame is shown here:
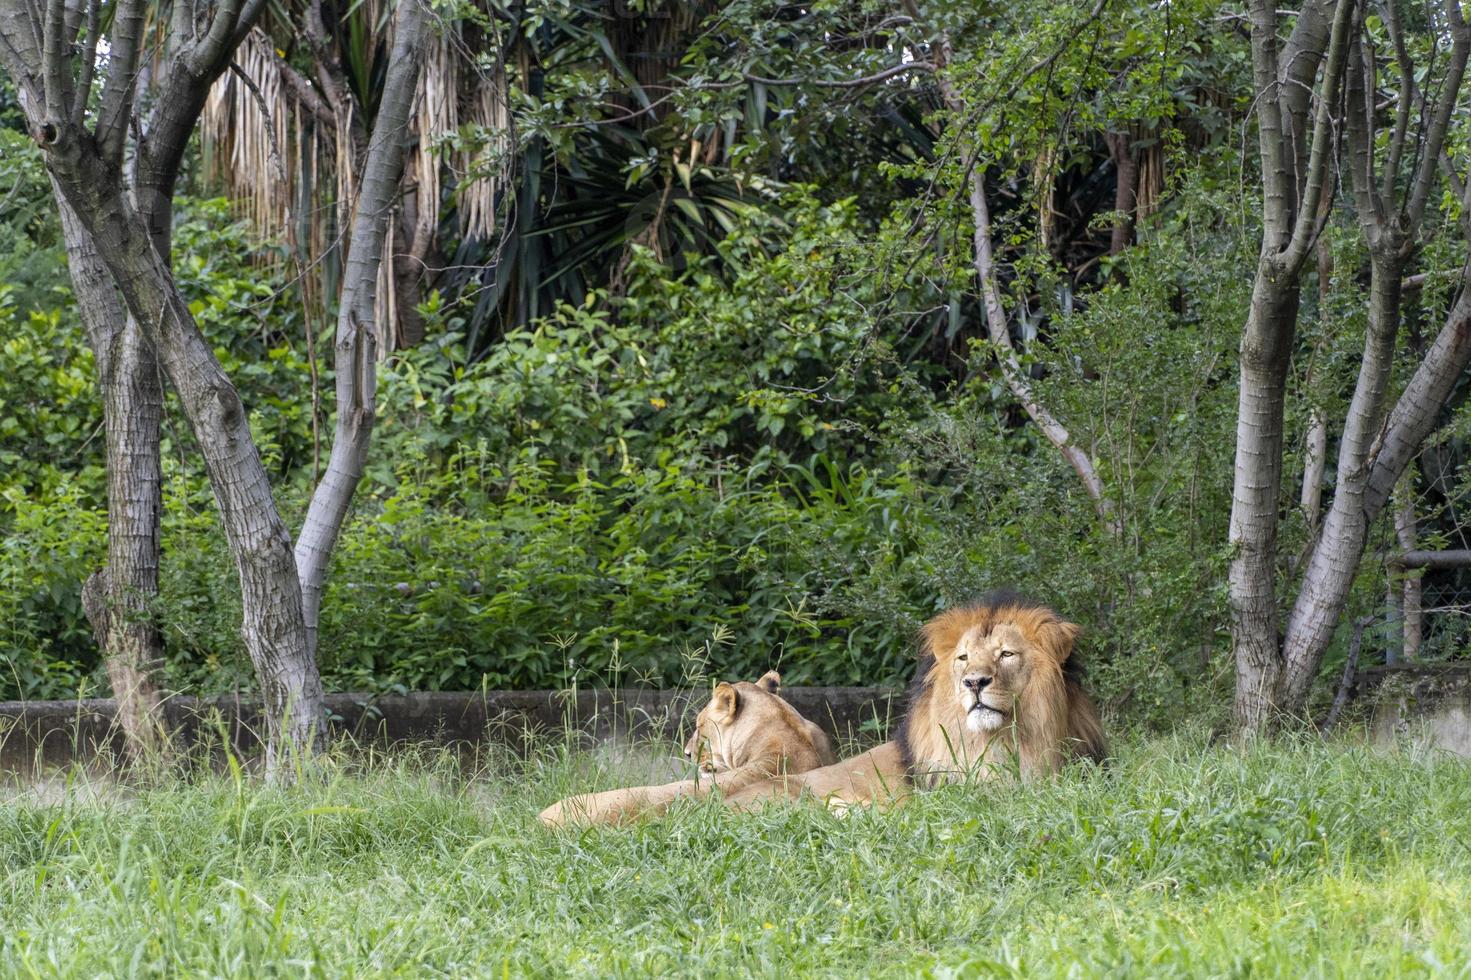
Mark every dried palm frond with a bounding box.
[1136,134,1163,223]
[456,57,511,242]
[201,29,300,249]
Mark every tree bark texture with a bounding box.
[57,194,167,757]
[58,151,325,768]
[1274,2,1468,714]
[1228,271,1300,730]
[1104,131,1139,255]
[1279,286,1471,705]
[28,0,277,760]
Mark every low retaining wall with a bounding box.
[0,687,903,774]
[1362,664,1471,757]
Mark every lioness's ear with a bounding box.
[709,682,740,722]
[1048,619,1082,662]
[756,670,781,694]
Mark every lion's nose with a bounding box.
[963,674,992,692]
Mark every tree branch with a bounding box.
[94,0,145,165]
[739,61,935,89]
[1364,279,1471,514]
[187,0,243,76]
[965,169,1120,534]
[1280,0,1358,272]
[1381,0,1414,203]
[1250,0,1293,251]
[40,0,69,128]
[71,0,98,128]
[294,0,429,652]
[1344,38,1382,235]
[1405,0,1470,231]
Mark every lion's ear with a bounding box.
[709,682,740,722]
[756,670,781,694]
[1048,619,1082,662]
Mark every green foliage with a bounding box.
[0,287,103,502]
[0,482,105,701]
[3,737,1470,974]
[171,198,318,479]
[10,0,1461,724]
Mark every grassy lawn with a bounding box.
[2,733,1469,977]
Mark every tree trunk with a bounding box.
[1228,267,1299,731]
[47,141,325,771]
[1276,252,1402,707]
[1228,0,1355,733]
[1279,284,1471,709]
[295,0,427,657]
[1395,473,1422,661]
[55,192,168,759]
[1104,131,1138,255]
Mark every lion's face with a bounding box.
[948,622,1047,734]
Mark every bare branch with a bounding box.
[40,0,69,127]
[1280,0,1359,272]
[94,0,145,164]
[227,61,287,185]
[232,0,269,48]
[265,39,334,126]
[0,4,44,100]
[295,0,429,653]
[1249,0,1293,250]
[71,0,99,128]
[966,168,1120,535]
[738,61,936,89]
[1344,38,1383,234]
[1405,0,1470,231]
[1381,0,1414,202]
[1364,280,1471,513]
[188,0,243,75]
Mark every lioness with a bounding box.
[538,671,837,828]
[727,594,1107,811]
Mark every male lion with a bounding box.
[726,594,1107,811]
[538,670,837,828]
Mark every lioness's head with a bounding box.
[683,671,836,773]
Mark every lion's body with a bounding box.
[728,595,1107,811]
[538,672,836,828]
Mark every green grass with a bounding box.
[2,733,1469,977]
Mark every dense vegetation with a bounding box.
[4,734,1469,975]
[3,0,1470,736]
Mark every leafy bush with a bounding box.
[0,482,105,700]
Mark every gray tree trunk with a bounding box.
[1274,8,1469,714]
[1229,272,1301,730]
[56,194,167,757]
[294,0,427,656]
[1228,0,1353,732]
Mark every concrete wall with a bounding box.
[0,687,904,775]
[1364,665,1471,758]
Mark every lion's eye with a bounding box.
[956,653,968,662]
[1000,650,1017,659]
